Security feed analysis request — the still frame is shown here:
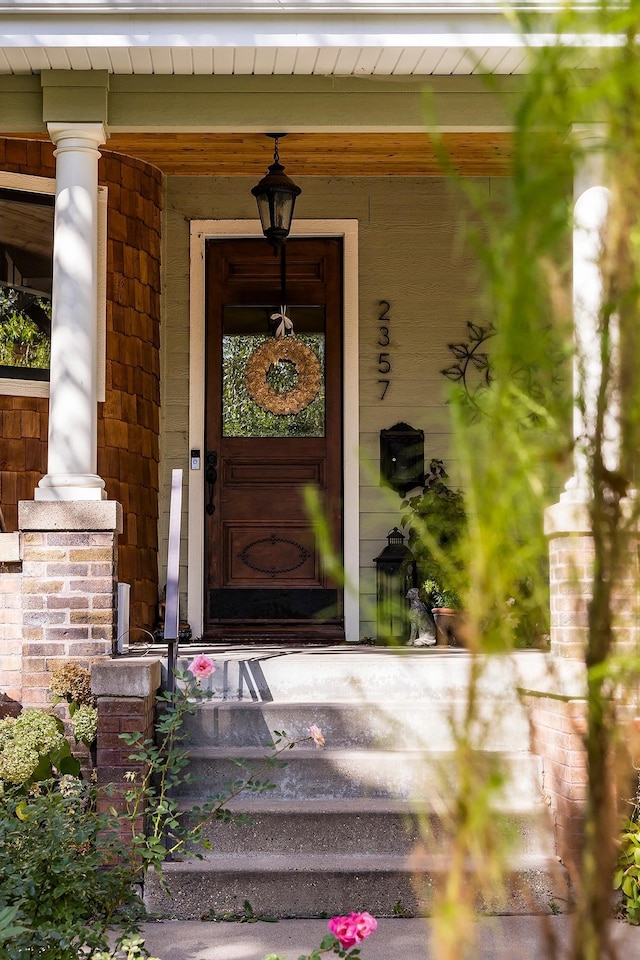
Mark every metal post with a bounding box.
[165,469,183,696]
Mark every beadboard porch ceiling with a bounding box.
[5,131,514,176]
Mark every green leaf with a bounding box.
[29,754,53,783]
[59,755,81,777]
[622,875,636,898]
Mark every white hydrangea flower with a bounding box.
[14,709,66,757]
[71,705,98,746]
[0,739,39,784]
[0,716,16,749]
[58,774,85,799]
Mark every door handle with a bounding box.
[205,451,217,515]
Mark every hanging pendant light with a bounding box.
[251,133,302,250]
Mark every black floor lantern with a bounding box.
[373,527,417,644]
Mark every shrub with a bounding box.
[0,783,141,960]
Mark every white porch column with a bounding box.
[563,125,612,502]
[545,125,615,659]
[36,122,107,501]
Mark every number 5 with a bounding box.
[378,353,391,374]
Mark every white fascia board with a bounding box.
[0,1,602,11]
[0,15,614,50]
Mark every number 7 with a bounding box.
[378,379,390,400]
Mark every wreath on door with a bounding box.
[245,332,321,416]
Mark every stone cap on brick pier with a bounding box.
[92,657,162,698]
[19,500,123,532]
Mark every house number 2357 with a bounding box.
[377,300,391,400]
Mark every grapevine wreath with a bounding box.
[245,335,321,416]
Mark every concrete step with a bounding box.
[175,648,560,703]
[143,851,570,919]
[180,700,532,752]
[152,647,571,920]
[177,798,557,859]
[176,747,543,804]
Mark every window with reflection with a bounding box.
[222,305,326,438]
[0,188,53,381]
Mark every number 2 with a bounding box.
[378,300,391,322]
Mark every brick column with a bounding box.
[92,658,161,844]
[522,691,587,875]
[18,500,122,707]
[545,500,640,660]
[0,532,23,711]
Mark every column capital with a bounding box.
[571,122,608,148]
[47,121,107,153]
[572,122,608,198]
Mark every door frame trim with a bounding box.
[188,219,360,641]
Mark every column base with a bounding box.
[35,474,107,501]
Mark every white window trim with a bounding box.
[188,218,360,642]
[0,170,107,401]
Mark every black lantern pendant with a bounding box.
[373,528,417,645]
[251,133,302,251]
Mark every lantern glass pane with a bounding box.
[273,191,294,233]
[254,193,271,235]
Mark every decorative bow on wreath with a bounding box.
[271,306,294,338]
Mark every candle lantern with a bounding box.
[373,527,417,644]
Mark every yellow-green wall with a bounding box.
[161,174,500,639]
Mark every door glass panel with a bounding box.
[222,305,326,438]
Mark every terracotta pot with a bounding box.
[431,607,466,647]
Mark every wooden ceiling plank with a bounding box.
[293,48,319,76]
[170,47,195,76]
[253,47,278,75]
[43,48,72,71]
[2,131,513,178]
[212,48,234,75]
[233,48,257,75]
[129,47,155,75]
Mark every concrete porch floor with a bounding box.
[138,916,640,960]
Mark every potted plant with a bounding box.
[401,458,467,646]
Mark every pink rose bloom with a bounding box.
[328,912,377,949]
[309,724,325,747]
[187,655,216,679]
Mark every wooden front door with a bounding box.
[204,237,343,640]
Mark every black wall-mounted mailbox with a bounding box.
[380,422,425,495]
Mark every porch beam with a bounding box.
[0,74,519,135]
[109,75,518,132]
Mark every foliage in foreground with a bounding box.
[0,657,333,959]
[421,3,640,959]
[0,782,141,960]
